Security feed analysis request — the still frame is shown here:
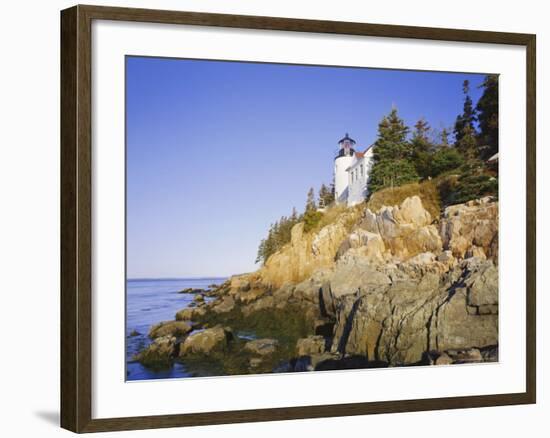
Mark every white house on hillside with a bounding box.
[334,133,374,207]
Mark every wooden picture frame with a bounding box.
[61,4,536,433]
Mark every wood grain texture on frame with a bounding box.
[60,4,536,433]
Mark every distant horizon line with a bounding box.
[127,275,244,282]
[126,271,260,281]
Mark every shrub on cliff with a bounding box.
[302,208,323,233]
[440,173,498,205]
[429,147,464,177]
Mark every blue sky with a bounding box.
[126,56,485,278]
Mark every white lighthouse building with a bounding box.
[334,133,374,207]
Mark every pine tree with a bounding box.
[429,147,464,177]
[372,108,411,161]
[255,210,302,264]
[454,80,477,145]
[255,238,266,264]
[369,108,418,192]
[303,187,322,232]
[305,187,316,211]
[411,119,431,152]
[410,118,434,178]
[476,74,499,159]
[318,183,335,207]
[440,127,450,148]
[456,124,478,159]
[454,80,478,159]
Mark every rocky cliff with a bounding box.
[225,195,498,366]
[136,195,499,373]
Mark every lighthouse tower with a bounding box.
[334,133,356,204]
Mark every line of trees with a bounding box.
[369,75,499,203]
[256,183,334,264]
[256,74,498,265]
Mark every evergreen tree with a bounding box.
[305,187,316,211]
[303,187,322,232]
[411,118,431,152]
[454,80,478,159]
[255,239,266,264]
[369,108,418,192]
[455,124,478,159]
[256,211,302,264]
[410,118,434,178]
[454,80,477,145]
[372,108,411,161]
[429,147,464,177]
[439,127,450,148]
[318,183,335,207]
[476,74,499,159]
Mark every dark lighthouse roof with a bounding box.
[335,133,356,159]
[338,133,356,145]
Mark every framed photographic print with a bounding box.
[60,4,536,433]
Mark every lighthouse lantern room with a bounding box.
[334,133,357,204]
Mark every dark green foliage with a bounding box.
[429,147,465,177]
[455,124,478,159]
[439,127,451,147]
[438,159,498,205]
[372,108,411,161]
[476,74,499,160]
[454,80,481,160]
[370,108,419,191]
[442,173,498,205]
[411,150,432,179]
[454,80,477,145]
[410,118,435,178]
[369,159,420,192]
[411,119,432,153]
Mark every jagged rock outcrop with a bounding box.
[358,195,443,260]
[439,196,498,261]
[336,229,387,264]
[259,210,360,288]
[325,256,498,365]
[212,195,499,368]
[260,196,498,367]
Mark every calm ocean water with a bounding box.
[126,277,226,381]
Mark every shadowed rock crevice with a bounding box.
[336,297,361,354]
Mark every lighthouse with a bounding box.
[334,133,356,204]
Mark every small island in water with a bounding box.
[126,61,499,380]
